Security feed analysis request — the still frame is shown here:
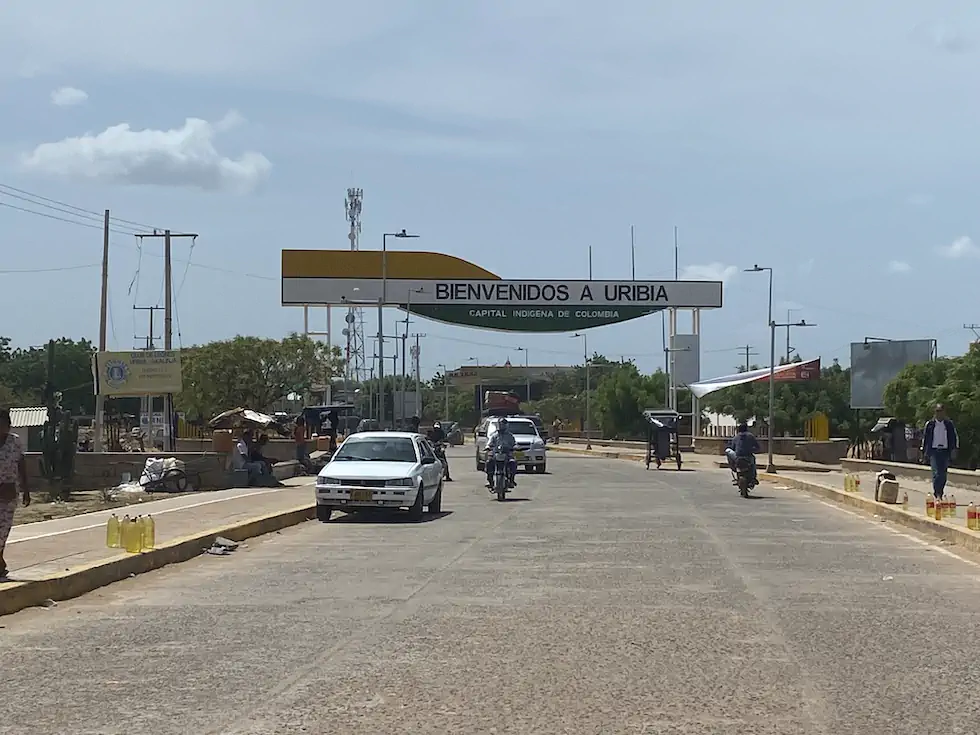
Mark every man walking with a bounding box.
[922,403,958,499]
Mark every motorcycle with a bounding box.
[432,441,452,481]
[732,456,755,498]
[489,449,514,501]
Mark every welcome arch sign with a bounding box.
[281,250,723,332]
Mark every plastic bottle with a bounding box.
[106,514,121,548]
[123,515,142,553]
[926,496,935,518]
[141,515,155,550]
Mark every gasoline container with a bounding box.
[106,514,121,548]
[140,515,155,550]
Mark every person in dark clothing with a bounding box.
[725,422,761,487]
[427,421,447,444]
[409,415,421,434]
[922,403,958,499]
[427,421,452,481]
[325,410,339,452]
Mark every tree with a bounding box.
[175,334,344,420]
[883,346,980,467]
[0,337,96,414]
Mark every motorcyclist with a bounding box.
[725,422,760,487]
[427,421,452,481]
[485,418,518,489]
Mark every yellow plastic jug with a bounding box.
[106,514,121,548]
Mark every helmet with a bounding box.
[737,422,748,433]
[433,421,441,429]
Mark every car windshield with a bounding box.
[333,437,418,463]
[497,422,536,435]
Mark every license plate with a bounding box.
[515,451,525,460]
[350,489,373,502]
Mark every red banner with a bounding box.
[765,358,821,383]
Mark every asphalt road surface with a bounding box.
[3,451,980,734]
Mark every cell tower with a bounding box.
[344,188,367,383]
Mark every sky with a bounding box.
[2,0,979,381]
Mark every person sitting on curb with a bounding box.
[922,403,958,500]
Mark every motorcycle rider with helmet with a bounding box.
[725,422,760,488]
[485,418,518,489]
[427,421,452,481]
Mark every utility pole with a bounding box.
[740,345,758,372]
[134,306,162,349]
[965,324,980,341]
[135,230,198,451]
[94,210,110,452]
[412,334,425,419]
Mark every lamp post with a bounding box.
[515,347,530,402]
[572,333,591,450]
[786,308,802,362]
[745,264,775,471]
[380,230,420,428]
[437,363,450,421]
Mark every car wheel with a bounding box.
[316,505,332,523]
[407,482,425,522]
[428,480,443,513]
[537,464,546,474]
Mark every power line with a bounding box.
[0,263,100,274]
[0,183,163,231]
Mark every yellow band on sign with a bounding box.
[94,350,183,396]
[281,250,500,280]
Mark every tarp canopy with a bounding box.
[689,358,821,399]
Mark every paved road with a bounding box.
[3,452,980,734]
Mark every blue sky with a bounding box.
[1,0,979,380]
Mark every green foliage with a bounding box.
[699,361,880,440]
[883,345,980,467]
[0,337,96,413]
[175,334,343,420]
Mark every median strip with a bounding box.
[0,503,316,617]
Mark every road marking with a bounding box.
[9,488,302,544]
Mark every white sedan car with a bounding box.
[315,431,445,522]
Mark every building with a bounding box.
[9,406,48,452]
[446,361,578,403]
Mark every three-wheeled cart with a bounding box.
[643,409,682,470]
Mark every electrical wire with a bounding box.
[0,263,100,274]
[0,183,164,232]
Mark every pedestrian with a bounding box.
[922,403,958,500]
[0,408,31,581]
[293,417,313,473]
[552,417,562,445]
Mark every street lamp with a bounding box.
[515,347,530,403]
[378,230,420,428]
[437,363,450,421]
[572,332,591,450]
[786,308,802,362]
[745,264,775,471]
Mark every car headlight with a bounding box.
[318,477,341,485]
[386,477,415,487]
[532,438,544,447]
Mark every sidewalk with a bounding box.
[4,477,315,581]
[548,444,829,472]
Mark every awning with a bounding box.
[689,358,821,399]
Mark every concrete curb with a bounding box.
[759,473,980,554]
[549,445,645,463]
[0,503,316,617]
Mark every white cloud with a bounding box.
[50,86,88,106]
[887,260,912,274]
[20,111,270,193]
[680,263,738,283]
[938,236,979,259]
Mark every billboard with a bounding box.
[849,340,933,409]
[669,334,701,387]
[281,250,723,332]
[93,351,182,397]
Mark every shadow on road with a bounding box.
[335,510,454,524]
